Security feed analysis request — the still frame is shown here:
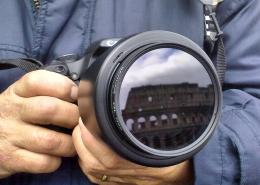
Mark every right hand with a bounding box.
[0,70,79,178]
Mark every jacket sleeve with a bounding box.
[0,1,34,92]
[194,0,260,184]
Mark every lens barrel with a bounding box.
[78,31,222,167]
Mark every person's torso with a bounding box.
[2,1,260,185]
[0,1,203,185]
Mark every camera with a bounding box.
[75,30,222,167]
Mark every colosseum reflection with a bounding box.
[122,83,214,151]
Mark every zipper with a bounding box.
[32,0,40,11]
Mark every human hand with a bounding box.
[72,81,194,185]
[73,120,194,185]
[0,70,79,178]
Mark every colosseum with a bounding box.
[122,83,214,150]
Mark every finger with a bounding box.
[14,70,78,102]
[74,126,130,184]
[84,173,100,185]
[7,149,61,174]
[12,121,76,157]
[20,96,79,129]
[78,81,101,136]
[74,127,112,183]
[73,125,103,169]
[83,110,101,137]
[79,119,111,158]
[78,80,93,118]
[75,123,159,184]
[78,120,174,177]
[78,160,101,185]
[79,121,143,171]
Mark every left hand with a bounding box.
[72,81,194,185]
[72,119,194,185]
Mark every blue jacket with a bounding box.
[1,0,260,185]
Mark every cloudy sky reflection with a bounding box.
[120,48,212,109]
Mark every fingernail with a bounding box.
[71,85,78,100]
[79,119,84,129]
[79,119,86,130]
[79,121,87,141]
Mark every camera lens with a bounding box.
[79,31,221,166]
[114,47,215,155]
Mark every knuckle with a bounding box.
[87,162,97,172]
[0,90,23,119]
[89,162,102,172]
[36,157,60,172]
[68,104,79,126]
[0,151,13,171]
[64,142,76,157]
[37,132,61,151]
[82,165,91,174]
[86,161,102,173]
[38,99,58,117]
[23,72,40,89]
[54,103,79,129]
[56,81,72,98]
[71,104,79,116]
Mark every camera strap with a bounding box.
[0,1,226,84]
[0,58,43,72]
[202,0,226,85]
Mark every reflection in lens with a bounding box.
[119,48,215,151]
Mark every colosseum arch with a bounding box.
[161,114,168,126]
[137,117,146,129]
[149,115,158,127]
[137,117,146,123]
[172,114,178,125]
[126,119,134,130]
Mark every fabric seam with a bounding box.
[233,106,260,146]
[0,44,30,55]
[80,0,96,57]
[220,0,252,28]
[0,48,29,57]
[218,127,224,185]
[220,123,243,185]
[221,108,258,185]
[32,0,48,59]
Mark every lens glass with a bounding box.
[119,48,215,151]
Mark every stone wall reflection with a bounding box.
[122,83,214,150]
